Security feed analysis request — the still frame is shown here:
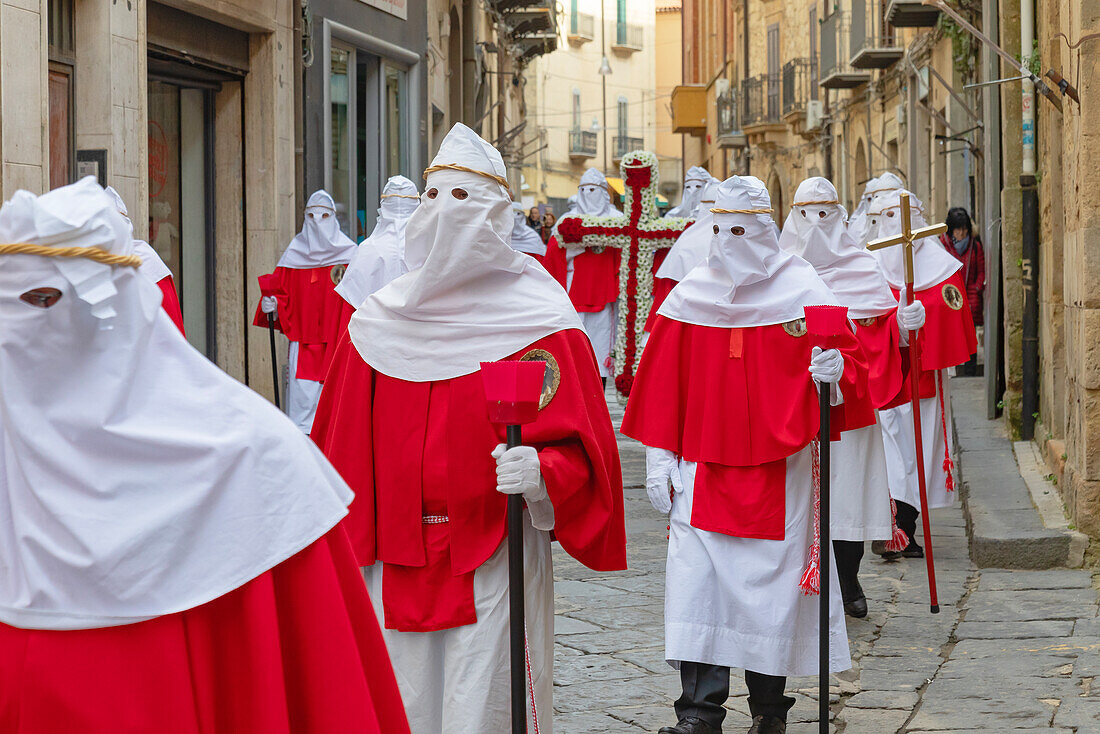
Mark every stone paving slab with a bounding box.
[551,379,1100,733]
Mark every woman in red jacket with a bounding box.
[939,207,985,375]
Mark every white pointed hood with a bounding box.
[347,123,582,382]
[659,175,837,328]
[105,185,173,285]
[511,203,548,256]
[778,177,898,318]
[575,167,622,217]
[665,166,712,218]
[869,189,961,291]
[655,179,720,281]
[0,180,352,630]
[277,189,359,269]
[335,175,419,308]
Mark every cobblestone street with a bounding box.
[553,378,1100,733]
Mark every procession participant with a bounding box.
[852,172,906,245]
[510,201,549,256]
[869,190,976,557]
[336,175,418,309]
[654,179,722,283]
[254,190,358,433]
[778,177,922,617]
[622,176,863,734]
[104,185,185,333]
[665,166,712,218]
[311,123,627,734]
[0,178,410,734]
[847,176,880,246]
[562,167,624,382]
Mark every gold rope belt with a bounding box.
[381,193,420,199]
[0,243,141,267]
[793,200,839,206]
[865,186,900,196]
[869,203,926,216]
[710,207,773,214]
[423,163,510,189]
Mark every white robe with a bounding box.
[879,371,956,509]
[665,448,852,677]
[286,341,323,434]
[362,511,554,734]
[831,422,894,541]
[566,253,616,379]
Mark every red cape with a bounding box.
[537,236,568,288]
[312,328,626,630]
[254,266,355,381]
[567,247,620,313]
[156,275,186,335]
[0,529,410,734]
[646,249,676,332]
[622,316,866,540]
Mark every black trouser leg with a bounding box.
[895,500,918,542]
[832,540,865,602]
[745,670,796,721]
[674,662,730,728]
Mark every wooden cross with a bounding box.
[866,191,947,615]
[555,151,691,399]
[866,192,947,287]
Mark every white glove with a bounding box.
[898,300,926,332]
[260,296,278,315]
[645,447,684,514]
[809,346,844,385]
[492,444,547,502]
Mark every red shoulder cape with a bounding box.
[254,266,355,381]
[537,236,568,288]
[156,275,186,335]
[568,248,620,312]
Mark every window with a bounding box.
[617,96,628,140]
[767,24,780,121]
[47,0,75,190]
[570,0,578,34]
[809,7,819,100]
[616,0,627,45]
[572,88,581,130]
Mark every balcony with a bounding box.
[670,84,707,135]
[850,0,904,68]
[568,12,594,44]
[782,58,811,118]
[498,0,557,60]
[569,128,598,160]
[886,0,941,27]
[819,11,872,89]
[715,88,746,148]
[613,135,644,162]
[611,22,643,53]
[741,75,781,128]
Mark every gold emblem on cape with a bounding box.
[330,264,347,285]
[942,284,964,311]
[520,349,561,410]
[855,317,877,327]
[783,318,808,337]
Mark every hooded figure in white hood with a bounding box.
[778,177,927,618]
[655,178,721,282]
[622,175,861,734]
[310,124,627,734]
[336,175,419,308]
[255,190,359,433]
[852,171,906,246]
[510,201,548,256]
[665,166,713,218]
[866,189,976,559]
[0,177,411,733]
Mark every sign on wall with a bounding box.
[358,0,407,20]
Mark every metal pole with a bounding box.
[1019,0,1040,438]
[506,423,527,734]
[602,1,608,174]
[818,384,831,733]
[980,0,1003,419]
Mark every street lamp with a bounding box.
[600,1,612,174]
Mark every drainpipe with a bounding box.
[743,0,750,175]
[1020,0,1039,439]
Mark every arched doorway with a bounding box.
[854,139,868,196]
[767,169,785,220]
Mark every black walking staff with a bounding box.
[479,359,548,734]
[266,312,281,410]
[804,304,849,734]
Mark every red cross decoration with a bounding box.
[556,151,692,399]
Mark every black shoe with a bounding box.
[844,595,868,618]
[900,540,924,558]
[747,715,786,734]
[658,717,722,734]
[870,540,888,556]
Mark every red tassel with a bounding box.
[886,499,908,552]
[800,439,822,596]
[937,371,955,492]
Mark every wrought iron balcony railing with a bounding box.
[782,58,811,117]
[613,135,644,160]
[569,128,598,159]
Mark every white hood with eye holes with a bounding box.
[575,167,622,217]
[869,189,961,292]
[277,189,359,269]
[0,180,354,630]
[347,123,582,382]
[336,175,419,308]
[656,179,720,281]
[665,166,713,218]
[778,177,899,319]
[658,175,837,329]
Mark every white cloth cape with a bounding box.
[655,180,719,281]
[666,451,852,675]
[348,123,582,382]
[336,176,418,308]
[659,176,837,329]
[869,190,961,292]
[511,208,548,256]
[0,181,352,630]
[277,189,358,269]
[778,177,898,319]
